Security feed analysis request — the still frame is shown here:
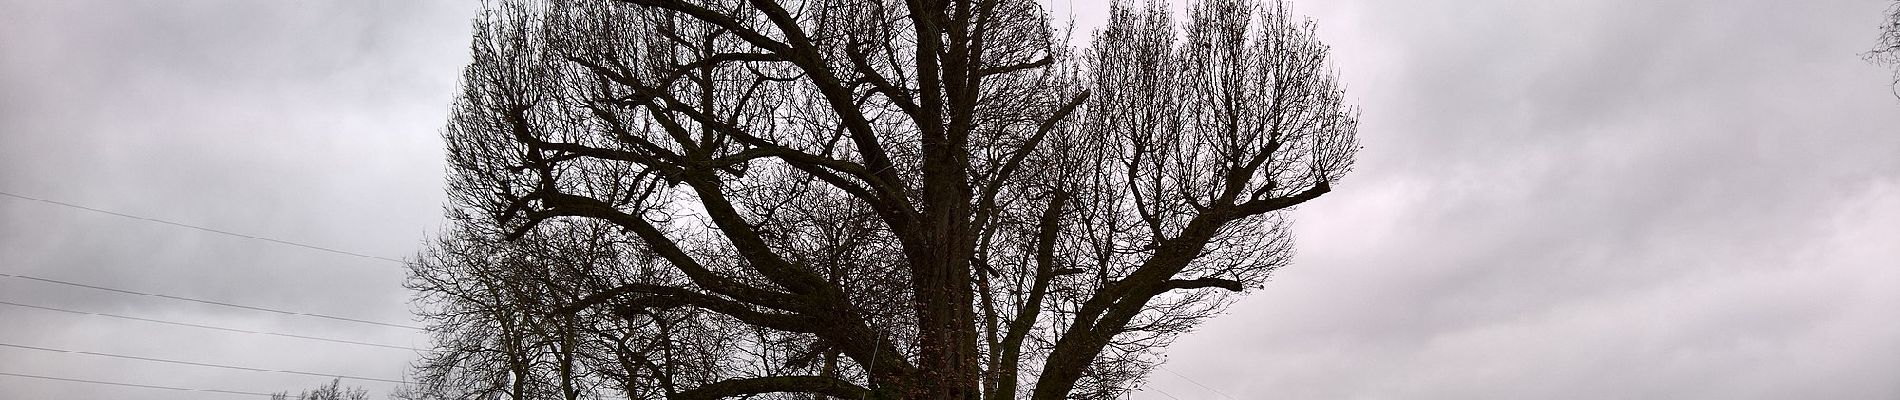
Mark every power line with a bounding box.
[1145,386,1183,400]
[0,371,276,397]
[0,272,424,330]
[0,300,421,351]
[0,190,407,265]
[0,342,408,384]
[1158,365,1239,400]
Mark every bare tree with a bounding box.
[1876,1,1900,92]
[273,378,371,400]
[409,0,1358,399]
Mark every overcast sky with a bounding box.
[2,1,1897,399]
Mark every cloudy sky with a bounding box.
[2,0,1896,399]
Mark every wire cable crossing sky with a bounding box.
[0,371,279,398]
[0,300,421,351]
[0,342,409,384]
[0,190,408,265]
[0,272,423,330]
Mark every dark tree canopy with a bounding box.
[408,0,1358,399]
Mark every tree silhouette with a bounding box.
[409,0,1358,399]
[1875,1,1900,92]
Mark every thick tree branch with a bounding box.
[556,282,820,333]
[989,189,1067,400]
[972,90,1089,228]
[610,0,794,54]
[669,375,867,400]
[1161,277,1244,292]
[1233,178,1329,215]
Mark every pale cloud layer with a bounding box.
[2,1,1896,399]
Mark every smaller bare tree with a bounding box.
[272,378,370,400]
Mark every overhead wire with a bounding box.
[1145,386,1183,400]
[0,342,408,384]
[0,371,277,397]
[1,189,425,394]
[0,272,423,330]
[0,190,406,265]
[1157,365,1240,400]
[0,300,421,351]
